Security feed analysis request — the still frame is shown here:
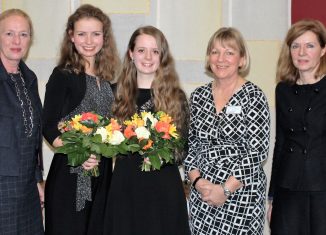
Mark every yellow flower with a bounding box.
[124,113,144,127]
[169,124,179,138]
[158,112,172,124]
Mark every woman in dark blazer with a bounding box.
[268,19,326,234]
[42,4,120,235]
[0,9,44,234]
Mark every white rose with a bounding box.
[143,113,158,128]
[95,127,108,142]
[135,126,151,139]
[108,130,125,145]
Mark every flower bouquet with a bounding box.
[56,112,133,176]
[123,111,185,171]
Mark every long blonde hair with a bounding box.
[58,4,120,81]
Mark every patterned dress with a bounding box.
[184,81,270,235]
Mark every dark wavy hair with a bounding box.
[58,4,120,81]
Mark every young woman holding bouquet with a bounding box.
[42,4,120,235]
[104,26,191,235]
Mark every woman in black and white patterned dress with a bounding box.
[184,27,270,235]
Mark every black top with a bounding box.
[269,76,326,197]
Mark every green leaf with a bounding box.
[148,154,161,170]
[92,134,103,143]
[67,151,89,166]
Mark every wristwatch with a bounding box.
[221,182,232,197]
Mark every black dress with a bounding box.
[104,88,190,235]
[43,70,114,235]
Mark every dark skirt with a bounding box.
[44,154,112,235]
[271,188,326,235]
[0,129,43,234]
[104,154,191,235]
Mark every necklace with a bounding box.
[9,70,34,137]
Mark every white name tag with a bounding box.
[226,105,242,114]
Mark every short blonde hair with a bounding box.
[0,9,33,44]
[205,27,250,78]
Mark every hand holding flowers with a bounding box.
[123,111,184,171]
[56,112,130,176]
[56,111,184,175]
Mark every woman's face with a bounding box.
[290,30,326,75]
[0,14,31,66]
[129,34,160,77]
[70,17,104,64]
[208,40,244,80]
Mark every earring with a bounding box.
[131,57,134,63]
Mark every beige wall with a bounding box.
[1,1,290,234]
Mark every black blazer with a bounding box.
[0,60,43,179]
[42,66,87,145]
[269,77,326,197]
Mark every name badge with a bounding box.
[226,105,242,114]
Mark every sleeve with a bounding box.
[268,84,284,199]
[183,90,201,179]
[42,68,70,145]
[35,164,43,182]
[31,72,44,182]
[230,89,271,186]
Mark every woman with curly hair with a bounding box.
[42,4,120,235]
[104,25,190,235]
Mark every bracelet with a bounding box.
[192,176,202,188]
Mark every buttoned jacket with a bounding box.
[0,59,43,179]
[269,77,326,197]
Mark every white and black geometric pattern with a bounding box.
[184,81,270,235]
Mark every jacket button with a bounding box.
[288,107,293,112]
[294,90,299,95]
[289,147,294,152]
[289,128,294,132]
[303,126,307,131]
[314,88,320,93]
[302,149,307,154]
[307,107,312,112]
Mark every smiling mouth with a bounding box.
[142,63,153,67]
[217,65,228,69]
[83,47,96,50]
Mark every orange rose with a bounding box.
[81,112,99,123]
[124,125,136,139]
[110,118,121,131]
[155,121,171,139]
[80,125,92,134]
[142,139,153,150]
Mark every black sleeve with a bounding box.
[268,83,285,199]
[42,67,70,145]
